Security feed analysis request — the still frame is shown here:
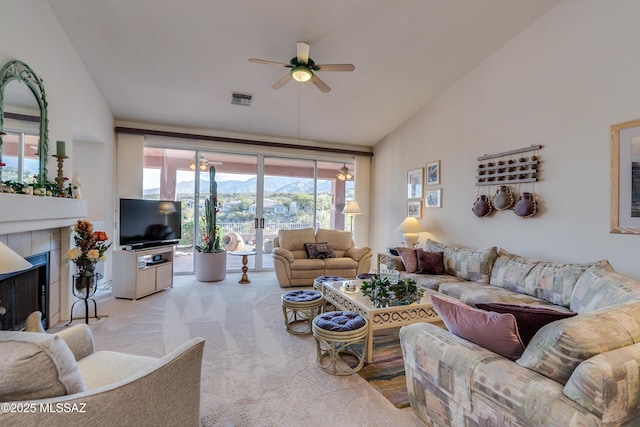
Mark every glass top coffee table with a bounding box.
[321,280,440,363]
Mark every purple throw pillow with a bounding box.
[430,294,525,360]
[304,242,336,259]
[416,250,444,274]
[475,303,577,346]
[396,247,418,273]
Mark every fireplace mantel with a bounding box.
[0,193,88,234]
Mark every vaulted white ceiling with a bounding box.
[49,0,559,147]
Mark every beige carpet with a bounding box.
[54,272,425,427]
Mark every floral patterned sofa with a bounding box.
[390,240,640,426]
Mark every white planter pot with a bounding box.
[195,251,227,282]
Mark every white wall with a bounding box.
[1,1,115,277]
[372,0,640,279]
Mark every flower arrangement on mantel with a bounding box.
[360,275,423,308]
[65,219,112,279]
[195,166,225,254]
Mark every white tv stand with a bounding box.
[112,245,174,300]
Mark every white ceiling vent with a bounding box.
[231,93,252,106]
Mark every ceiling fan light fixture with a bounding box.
[190,156,209,171]
[337,164,353,181]
[291,67,313,83]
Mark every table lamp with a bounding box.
[342,201,362,237]
[0,242,32,274]
[395,216,426,248]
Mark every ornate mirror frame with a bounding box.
[0,60,49,182]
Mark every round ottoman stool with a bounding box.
[281,290,324,335]
[312,311,369,375]
[313,275,347,291]
[313,275,347,312]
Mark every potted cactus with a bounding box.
[195,166,227,282]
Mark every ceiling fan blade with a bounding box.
[310,74,331,93]
[249,58,287,67]
[296,42,310,64]
[315,64,355,72]
[272,74,293,89]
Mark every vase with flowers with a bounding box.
[195,166,227,282]
[65,219,112,297]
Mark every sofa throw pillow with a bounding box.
[416,250,444,274]
[523,260,600,308]
[489,250,539,294]
[304,242,336,259]
[570,261,640,313]
[0,331,85,401]
[425,239,447,253]
[517,300,640,384]
[429,294,524,361]
[442,246,498,284]
[475,303,577,346]
[396,247,418,273]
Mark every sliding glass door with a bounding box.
[198,152,257,272]
[143,146,355,275]
[261,157,316,269]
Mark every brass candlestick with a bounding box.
[53,154,68,196]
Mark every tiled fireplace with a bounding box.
[0,193,88,328]
[0,252,50,330]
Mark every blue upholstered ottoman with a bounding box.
[281,290,324,335]
[313,275,348,312]
[313,275,347,291]
[312,311,369,375]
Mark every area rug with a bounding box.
[350,329,409,409]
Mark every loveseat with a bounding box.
[391,240,640,426]
[273,228,372,288]
[0,321,205,426]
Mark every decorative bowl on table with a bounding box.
[342,280,359,293]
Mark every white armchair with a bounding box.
[0,322,205,426]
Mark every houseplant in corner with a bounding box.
[195,165,227,282]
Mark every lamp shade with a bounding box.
[395,217,426,248]
[0,242,32,274]
[342,201,362,215]
[395,217,426,233]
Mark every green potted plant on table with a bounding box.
[195,166,227,282]
[360,275,423,308]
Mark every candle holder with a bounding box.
[53,154,68,196]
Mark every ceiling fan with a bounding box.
[249,42,355,93]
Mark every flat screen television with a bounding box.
[119,198,182,249]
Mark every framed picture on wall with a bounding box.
[425,189,442,208]
[426,161,440,185]
[611,118,640,234]
[407,168,424,199]
[407,200,422,218]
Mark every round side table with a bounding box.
[230,250,257,284]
